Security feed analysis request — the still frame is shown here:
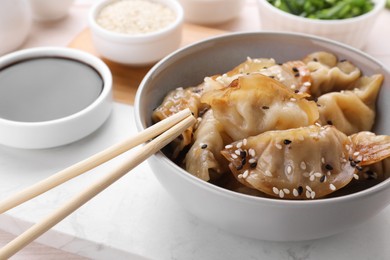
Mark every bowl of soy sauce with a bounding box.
[0,47,112,149]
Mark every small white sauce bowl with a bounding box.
[177,0,246,25]
[0,47,113,149]
[257,0,386,49]
[88,0,184,66]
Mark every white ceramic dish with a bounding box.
[257,0,386,49]
[134,32,390,241]
[177,0,245,25]
[88,0,183,66]
[0,47,112,149]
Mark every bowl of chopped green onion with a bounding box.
[257,0,386,49]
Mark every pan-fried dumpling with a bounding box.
[184,110,232,181]
[221,125,390,200]
[303,52,361,97]
[201,74,319,140]
[317,74,383,135]
[152,86,206,157]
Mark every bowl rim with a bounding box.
[257,0,386,25]
[0,47,112,127]
[88,0,184,43]
[134,31,390,207]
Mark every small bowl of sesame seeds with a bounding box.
[134,32,390,241]
[88,0,183,66]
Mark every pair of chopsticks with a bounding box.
[0,108,195,259]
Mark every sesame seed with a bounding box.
[243,139,247,146]
[300,161,307,170]
[303,82,311,87]
[286,165,293,175]
[314,172,322,178]
[292,67,299,72]
[238,174,243,179]
[283,139,292,145]
[241,158,246,166]
[327,120,333,125]
[225,144,233,149]
[297,186,303,195]
[320,175,326,183]
[272,187,279,194]
[321,157,325,164]
[235,150,241,156]
[249,148,256,157]
[329,184,336,191]
[325,164,333,170]
[236,165,243,170]
[250,162,257,168]
[236,142,243,148]
[353,151,360,156]
[306,190,311,199]
[279,190,285,198]
[231,154,238,159]
[262,106,270,110]
[353,174,359,180]
[243,170,249,178]
[200,144,208,149]
[309,175,315,181]
[283,188,290,194]
[291,84,297,89]
[315,122,322,127]
[290,98,297,102]
[350,161,356,167]
[248,158,257,164]
[264,170,273,177]
[240,151,247,158]
[294,73,300,77]
[275,143,283,150]
[293,189,299,197]
[327,171,331,176]
[311,191,316,199]
[356,165,363,171]
[306,185,312,192]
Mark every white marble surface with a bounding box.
[0,102,390,260]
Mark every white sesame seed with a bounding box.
[315,122,322,127]
[279,190,285,198]
[306,190,311,199]
[272,187,279,195]
[286,165,293,175]
[303,81,311,87]
[231,154,238,159]
[357,155,363,161]
[311,191,316,199]
[248,158,257,164]
[243,170,249,179]
[238,174,243,179]
[291,84,296,89]
[353,174,359,180]
[300,161,306,170]
[309,175,315,181]
[305,185,312,192]
[235,150,241,155]
[329,184,336,191]
[264,170,273,177]
[249,148,256,157]
[353,151,360,156]
[345,144,350,150]
[327,171,331,176]
[275,143,283,150]
[314,172,322,178]
[236,142,243,148]
[290,98,297,102]
[243,139,247,146]
[225,144,233,149]
[321,157,325,164]
[293,189,299,197]
[283,188,290,194]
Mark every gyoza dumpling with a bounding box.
[152,86,206,157]
[303,52,361,97]
[317,74,383,135]
[221,125,390,200]
[184,109,232,181]
[201,73,319,140]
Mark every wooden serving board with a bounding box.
[68,24,227,105]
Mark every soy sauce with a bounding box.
[0,57,103,122]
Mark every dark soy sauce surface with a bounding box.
[0,57,103,122]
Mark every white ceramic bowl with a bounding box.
[134,32,390,241]
[0,47,112,149]
[257,0,386,49]
[177,0,246,25]
[88,0,184,66]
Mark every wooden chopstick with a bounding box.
[0,108,193,214]
[0,111,196,259]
